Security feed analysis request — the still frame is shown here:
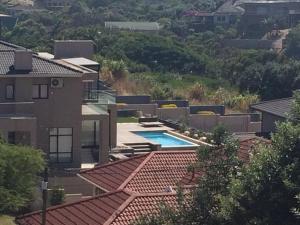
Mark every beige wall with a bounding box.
[119,104,158,116]
[157,107,190,122]
[189,114,261,133]
[0,117,37,146]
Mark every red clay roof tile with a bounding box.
[16,191,182,225]
[79,151,198,193]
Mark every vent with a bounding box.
[51,78,64,88]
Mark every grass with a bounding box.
[117,117,139,123]
[0,215,16,225]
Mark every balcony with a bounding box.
[0,102,34,117]
[83,90,116,105]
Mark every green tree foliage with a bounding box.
[286,25,300,59]
[136,93,300,225]
[0,141,45,214]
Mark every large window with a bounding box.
[49,128,73,163]
[5,85,14,99]
[32,84,48,99]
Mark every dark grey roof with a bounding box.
[217,0,244,14]
[0,40,85,76]
[0,51,82,76]
[0,41,25,51]
[250,98,293,118]
[236,0,300,5]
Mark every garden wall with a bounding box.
[190,105,225,115]
[157,107,190,122]
[116,95,151,104]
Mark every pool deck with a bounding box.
[117,123,174,146]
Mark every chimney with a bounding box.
[14,50,33,72]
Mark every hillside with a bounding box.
[1,0,300,110]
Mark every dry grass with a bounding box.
[0,215,16,225]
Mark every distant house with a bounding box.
[250,97,293,134]
[237,0,300,27]
[214,0,244,25]
[105,21,161,32]
[43,0,72,8]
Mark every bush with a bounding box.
[150,84,173,100]
[161,104,177,108]
[50,186,65,206]
[188,82,206,101]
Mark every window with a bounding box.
[6,85,14,99]
[32,84,48,99]
[49,128,73,163]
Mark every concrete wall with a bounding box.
[154,100,189,108]
[54,40,94,59]
[116,95,151,104]
[118,104,158,116]
[0,117,37,147]
[189,114,219,131]
[190,105,225,115]
[157,107,190,122]
[0,76,83,168]
[188,114,261,133]
[219,115,250,132]
[33,77,83,168]
[261,112,285,134]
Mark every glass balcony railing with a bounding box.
[0,102,34,116]
[83,90,116,105]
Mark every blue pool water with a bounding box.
[134,131,198,148]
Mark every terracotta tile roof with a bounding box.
[16,190,131,225]
[79,154,148,192]
[16,191,182,225]
[238,137,271,162]
[79,151,198,193]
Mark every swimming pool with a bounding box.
[134,131,199,148]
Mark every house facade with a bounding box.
[250,97,293,135]
[0,41,117,168]
[237,0,300,27]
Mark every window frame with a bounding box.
[49,128,73,163]
[32,84,48,99]
[5,84,15,100]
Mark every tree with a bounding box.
[0,140,45,214]
[286,25,300,59]
[218,92,300,225]
[135,92,300,225]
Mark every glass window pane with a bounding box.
[58,153,72,163]
[49,154,57,162]
[40,85,48,98]
[49,128,57,135]
[32,85,39,98]
[58,128,72,135]
[50,137,57,152]
[6,85,14,99]
[58,136,72,153]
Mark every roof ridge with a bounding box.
[251,97,293,106]
[16,189,131,219]
[118,152,156,190]
[103,192,137,225]
[0,40,25,50]
[79,154,149,174]
[103,191,178,225]
[34,54,84,74]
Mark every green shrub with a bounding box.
[50,186,65,206]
